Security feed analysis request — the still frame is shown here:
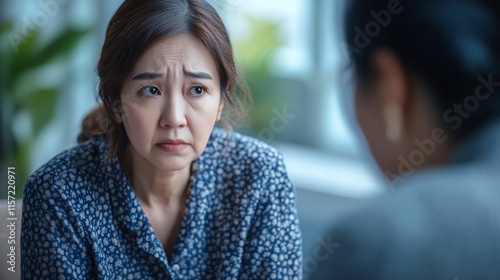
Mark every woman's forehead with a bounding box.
[132,34,218,77]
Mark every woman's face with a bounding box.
[120,34,224,172]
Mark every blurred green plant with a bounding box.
[0,21,90,198]
[233,14,286,132]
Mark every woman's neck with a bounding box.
[120,145,191,208]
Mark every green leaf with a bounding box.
[235,15,284,71]
[30,27,91,71]
[7,29,41,88]
[0,94,14,160]
[7,26,90,98]
[0,21,13,35]
[25,87,59,137]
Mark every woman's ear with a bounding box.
[112,99,124,123]
[371,49,411,142]
[217,97,225,121]
[371,49,410,108]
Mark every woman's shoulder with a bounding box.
[206,127,284,167]
[24,136,109,196]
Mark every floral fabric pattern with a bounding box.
[21,128,302,279]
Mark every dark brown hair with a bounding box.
[78,0,251,157]
[344,0,500,138]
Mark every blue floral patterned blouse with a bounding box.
[21,128,302,279]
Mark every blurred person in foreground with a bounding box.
[311,0,500,279]
[21,0,302,278]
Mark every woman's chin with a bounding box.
[152,158,194,173]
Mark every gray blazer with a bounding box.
[310,120,500,280]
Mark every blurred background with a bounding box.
[0,0,387,277]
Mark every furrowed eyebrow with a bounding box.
[132,70,212,80]
[132,72,163,80]
[184,70,212,80]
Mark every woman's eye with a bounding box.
[188,86,206,96]
[140,86,160,96]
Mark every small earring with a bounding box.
[384,103,403,142]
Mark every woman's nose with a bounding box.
[159,94,187,128]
